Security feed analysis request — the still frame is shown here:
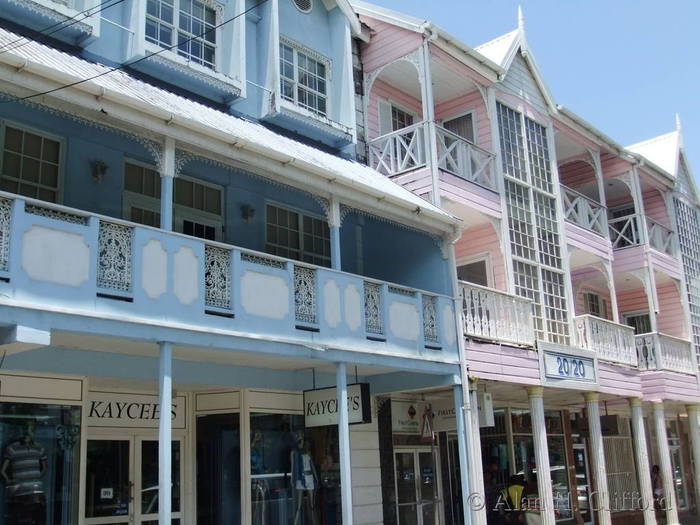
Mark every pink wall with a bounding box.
[642,189,670,226]
[574,281,612,319]
[656,281,685,338]
[466,340,541,385]
[439,173,502,219]
[598,362,643,397]
[617,287,649,321]
[454,222,506,290]
[601,152,633,177]
[435,90,492,149]
[558,159,596,190]
[641,371,700,402]
[565,222,613,259]
[359,17,423,73]
[367,78,422,140]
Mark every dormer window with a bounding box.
[280,39,328,117]
[146,0,218,70]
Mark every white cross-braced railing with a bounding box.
[368,122,426,176]
[460,282,535,347]
[560,185,607,236]
[635,332,696,374]
[646,217,677,256]
[609,214,642,249]
[435,126,496,190]
[574,314,637,366]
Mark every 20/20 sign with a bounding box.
[556,356,585,378]
[543,352,595,383]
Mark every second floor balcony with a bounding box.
[0,193,459,359]
[635,332,697,375]
[560,184,607,237]
[608,214,677,256]
[368,122,497,191]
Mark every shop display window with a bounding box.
[0,402,81,525]
[249,413,340,525]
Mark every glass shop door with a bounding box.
[394,448,442,525]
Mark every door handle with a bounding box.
[128,481,134,503]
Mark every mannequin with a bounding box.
[290,432,318,525]
[1,421,48,524]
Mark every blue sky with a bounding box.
[369,0,699,175]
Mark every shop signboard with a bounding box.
[539,342,597,387]
[303,383,371,428]
[87,391,187,429]
[392,399,459,434]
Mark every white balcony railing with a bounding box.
[635,332,697,374]
[574,314,637,366]
[435,126,496,190]
[609,214,642,249]
[368,122,426,176]
[560,185,607,236]
[646,217,676,256]
[460,282,535,347]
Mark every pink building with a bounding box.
[353,3,700,525]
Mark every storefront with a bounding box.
[0,372,381,525]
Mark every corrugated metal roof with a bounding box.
[0,27,457,224]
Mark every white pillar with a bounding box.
[454,385,473,525]
[686,404,700,517]
[158,341,173,525]
[329,197,342,271]
[584,392,611,525]
[336,363,353,525]
[527,386,556,525]
[653,401,679,524]
[417,42,440,207]
[469,385,487,525]
[160,137,175,231]
[629,399,656,525]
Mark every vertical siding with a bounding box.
[367,78,422,140]
[656,281,685,338]
[642,189,671,226]
[435,90,492,149]
[359,18,423,73]
[558,160,597,191]
[454,223,506,290]
[351,399,383,525]
[499,53,548,116]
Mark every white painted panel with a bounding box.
[344,284,362,332]
[21,226,90,286]
[352,484,383,505]
[0,374,83,402]
[389,300,419,341]
[353,500,383,524]
[141,239,167,299]
[195,391,240,411]
[351,449,380,468]
[248,390,302,412]
[323,279,341,328]
[442,304,456,346]
[173,246,199,305]
[240,270,290,319]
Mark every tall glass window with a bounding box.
[196,413,241,524]
[498,103,569,344]
[0,402,81,524]
[279,42,328,117]
[674,197,700,370]
[249,413,340,525]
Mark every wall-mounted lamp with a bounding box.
[91,160,108,184]
[241,204,256,223]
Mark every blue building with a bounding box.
[0,1,474,524]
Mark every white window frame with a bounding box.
[456,252,493,288]
[264,200,331,267]
[0,120,66,204]
[279,36,331,119]
[582,290,608,319]
[144,0,222,72]
[122,159,224,240]
[377,98,419,136]
[622,309,652,334]
[440,109,477,145]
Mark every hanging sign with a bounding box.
[87,391,187,429]
[303,383,371,428]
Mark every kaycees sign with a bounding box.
[87,391,187,429]
[304,383,371,428]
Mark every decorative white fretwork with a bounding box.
[204,245,231,310]
[97,222,133,293]
[294,265,317,324]
[240,252,286,269]
[25,204,89,225]
[0,198,11,272]
[364,282,384,335]
[422,294,439,343]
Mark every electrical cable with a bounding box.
[0,0,127,55]
[0,0,270,105]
